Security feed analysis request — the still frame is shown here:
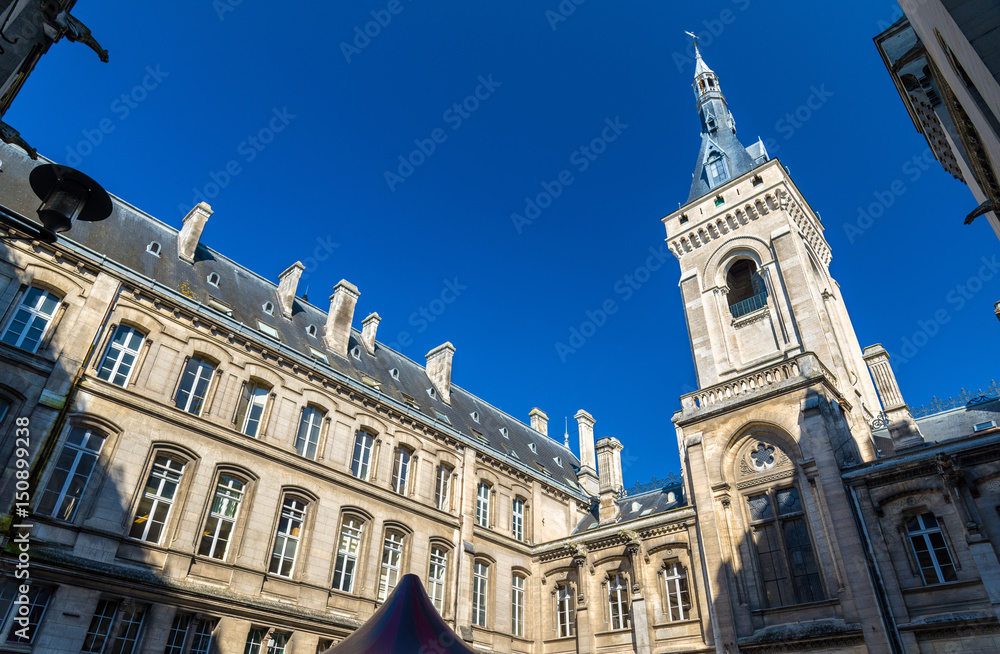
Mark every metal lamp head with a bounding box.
[28,164,112,241]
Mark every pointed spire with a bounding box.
[693,42,713,77]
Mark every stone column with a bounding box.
[863,344,923,449]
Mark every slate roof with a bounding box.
[0,143,586,498]
[572,483,685,534]
[872,397,1000,447]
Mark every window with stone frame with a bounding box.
[235,380,271,438]
[0,581,52,646]
[475,482,491,528]
[333,515,365,593]
[80,598,147,654]
[1,286,60,353]
[471,560,490,628]
[435,464,453,511]
[555,583,575,638]
[726,259,767,318]
[390,447,412,495]
[607,573,629,630]
[511,573,526,637]
[128,452,188,544]
[377,529,406,601]
[269,496,308,577]
[295,406,325,460]
[351,431,375,480]
[662,561,692,621]
[244,628,290,654]
[198,473,247,560]
[164,613,217,654]
[906,513,957,584]
[428,545,449,614]
[511,497,525,542]
[96,324,145,387]
[174,356,216,416]
[37,425,107,522]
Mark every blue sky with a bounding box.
[8,0,998,487]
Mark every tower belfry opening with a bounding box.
[726,259,767,317]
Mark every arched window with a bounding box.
[746,486,823,606]
[129,453,188,543]
[428,546,449,613]
[295,406,324,459]
[1,286,60,353]
[705,152,729,186]
[435,465,453,511]
[472,560,489,627]
[476,482,491,527]
[511,574,526,637]
[333,516,365,592]
[37,426,106,522]
[378,529,405,601]
[511,497,525,542]
[391,447,412,495]
[556,584,574,638]
[174,356,216,415]
[235,380,271,438]
[608,574,629,630]
[269,496,307,577]
[96,325,145,387]
[663,562,691,621]
[726,259,768,318]
[351,431,375,479]
[907,513,957,584]
[198,473,246,560]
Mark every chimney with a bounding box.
[325,280,359,357]
[863,344,923,449]
[596,437,624,522]
[575,410,599,496]
[425,342,455,404]
[529,408,548,436]
[178,202,212,263]
[277,261,304,319]
[361,313,380,353]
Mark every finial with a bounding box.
[564,417,570,448]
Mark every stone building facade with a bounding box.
[0,44,998,654]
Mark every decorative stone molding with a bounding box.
[732,306,769,329]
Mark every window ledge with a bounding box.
[901,578,979,594]
[751,597,839,616]
[595,627,634,636]
[542,635,577,644]
[651,617,701,628]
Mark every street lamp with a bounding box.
[24,163,112,242]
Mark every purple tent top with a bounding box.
[323,574,478,654]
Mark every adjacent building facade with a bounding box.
[0,41,998,654]
[875,1,1000,239]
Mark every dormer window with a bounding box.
[306,325,317,337]
[706,114,717,131]
[553,456,562,466]
[350,346,361,359]
[706,152,729,186]
[146,241,161,256]
[499,427,509,439]
[390,368,399,380]
[262,301,274,315]
[428,387,438,400]
[207,272,220,287]
[528,443,537,454]
[471,411,480,423]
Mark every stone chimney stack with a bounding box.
[277,262,304,319]
[863,344,923,449]
[178,202,212,263]
[361,313,380,353]
[529,408,548,436]
[575,410,600,496]
[325,280,359,357]
[596,436,624,523]
[425,342,455,404]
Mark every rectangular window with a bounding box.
[190,618,216,654]
[97,325,144,386]
[81,598,118,653]
[1,286,59,353]
[244,628,289,654]
[333,517,364,593]
[435,465,452,511]
[472,562,488,627]
[378,531,404,601]
[747,487,822,607]
[37,426,106,522]
[163,613,190,654]
[664,563,691,621]
[608,574,628,630]
[512,498,524,542]
[476,483,490,528]
[112,605,147,654]
[428,547,447,613]
[1,584,51,645]
[129,454,186,543]
[351,432,374,479]
[198,475,245,560]
[269,497,306,577]
[174,357,215,415]
[511,575,525,637]
[235,381,269,437]
[907,513,958,584]
[295,407,323,460]
[556,585,574,638]
[391,448,410,495]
